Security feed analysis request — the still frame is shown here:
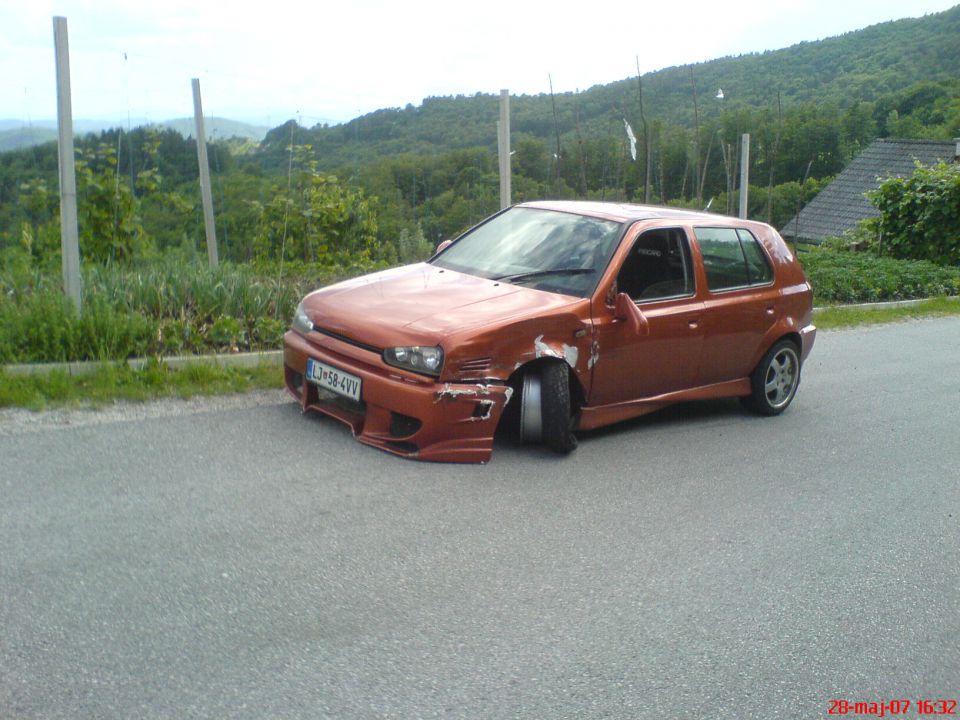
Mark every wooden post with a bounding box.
[53,17,81,314]
[739,133,750,219]
[498,89,511,210]
[192,78,219,267]
[548,75,562,191]
[635,58,652,204]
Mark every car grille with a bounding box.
[312,325,381,355]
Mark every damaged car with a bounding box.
[283,201,816,463]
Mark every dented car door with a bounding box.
[588,226,705,405]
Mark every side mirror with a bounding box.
[436,239,453,253]
[615,292,650,336]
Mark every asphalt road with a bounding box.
[2,318,958,720]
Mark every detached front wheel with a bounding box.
[520,362,578,454]
[743,340,801,416]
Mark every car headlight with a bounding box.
[383,345,444,376]
[292,302,313,335]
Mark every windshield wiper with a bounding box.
[494,268,595,283]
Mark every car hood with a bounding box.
[302,263,580,347]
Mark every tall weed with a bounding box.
[1,254,379,363]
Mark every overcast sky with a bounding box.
[1,0,957,128]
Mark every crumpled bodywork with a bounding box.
[285,330,515,463]
[281,271,594,463]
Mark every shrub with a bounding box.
[869,161,960,265]
[250,317,286,347]
[209,316,245,350]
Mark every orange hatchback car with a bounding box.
[283,201,816,463]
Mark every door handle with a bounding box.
[764,305,776,316]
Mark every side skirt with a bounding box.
[577,378,751,431]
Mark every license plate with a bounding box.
[306,358,362,402]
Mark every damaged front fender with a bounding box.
[534,334,580,369]
[434,382,514,424]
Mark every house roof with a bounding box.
[781,138,957,243]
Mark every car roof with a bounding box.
[517,200,744,225]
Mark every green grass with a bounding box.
[0,361,283,410]
[814,296,960,329]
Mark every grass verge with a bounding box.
[814,296,960,329]
[0,360,283,410]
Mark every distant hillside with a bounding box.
[157,117,269,142]
[0,127,57,152]
[256,5,960,171]
[0,117,268,151]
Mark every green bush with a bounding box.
[799,247,960,303]
[250,317,286,347]
[209,316,246,349]
[869,161,960,265]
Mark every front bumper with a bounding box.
[283,331,512,463]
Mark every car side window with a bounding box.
[616,228,695,302]
[696,227,773,291]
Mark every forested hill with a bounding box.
[255,4,960,171]
[0,117,267,153]
[2,5,958,265]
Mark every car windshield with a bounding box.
[430,207,624,297]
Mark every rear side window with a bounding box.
[695,227,773,291]
[737,229,773,284]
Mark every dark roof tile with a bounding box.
[781,138,955,242]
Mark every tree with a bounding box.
[251,145,378,264]
[75,143,151,264]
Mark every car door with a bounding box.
[588,226,705,406]
[693,226,780,385]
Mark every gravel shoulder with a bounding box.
[0,388,290,437]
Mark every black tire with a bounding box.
[742,340,801,416]
[539,362,578,454]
